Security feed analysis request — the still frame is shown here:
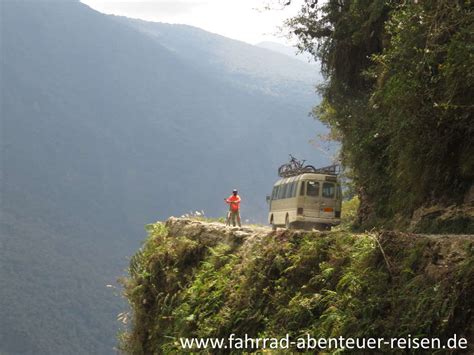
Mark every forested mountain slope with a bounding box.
[0,0,327,353]
[256,40,318,65]
[115,17,322,103]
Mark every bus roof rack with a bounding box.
[278,156,341,177]
[313,164,340,175]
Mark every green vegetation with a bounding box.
[120,221,474,353]
[181,211,227,224]
[339,196,360,229]
[287,0,473,231]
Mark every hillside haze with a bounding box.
[1,0,327,353]
[256,41,320,67]
[115,18,322,102]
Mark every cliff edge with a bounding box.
[119,218,474,353]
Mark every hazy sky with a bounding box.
[80,0,305,45]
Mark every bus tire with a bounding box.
[270,216,277,231]
[285,215,291,229]
[315,223,331,231]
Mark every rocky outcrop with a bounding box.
[410,204,474,234]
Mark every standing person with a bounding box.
[224,189,241,227]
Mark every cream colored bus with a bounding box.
[267,173,342,230]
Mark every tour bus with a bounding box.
[267,173,342,230]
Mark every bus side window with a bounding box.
[285,182,293,198]
[272,186,279,200]
[300,181,306,196]
[278,183,287,199]
[287,181,295,198]
[291,181,297,197]
[276,185,282,199]
[322,183,335,198]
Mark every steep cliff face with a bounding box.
[120,218,474,353]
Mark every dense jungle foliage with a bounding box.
[120,221,474,353]
[287,0,473,230]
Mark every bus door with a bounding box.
[320,182,336,218]
[301,180,320,218]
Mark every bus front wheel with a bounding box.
[270,216,277,231]
[285,215,292,230]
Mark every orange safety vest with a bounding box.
[226,195,241,212]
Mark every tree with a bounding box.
[284,0,474,229]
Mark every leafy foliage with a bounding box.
[120,222,474,353]
[286,0,474,230]
[339,195,360,228]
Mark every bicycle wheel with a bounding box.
[278,164,288,176]
[302,165,317,173]
[278,164,293,177]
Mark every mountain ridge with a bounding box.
[1,1,327,353]
[112,16,321,102]
[256,40,319,66]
